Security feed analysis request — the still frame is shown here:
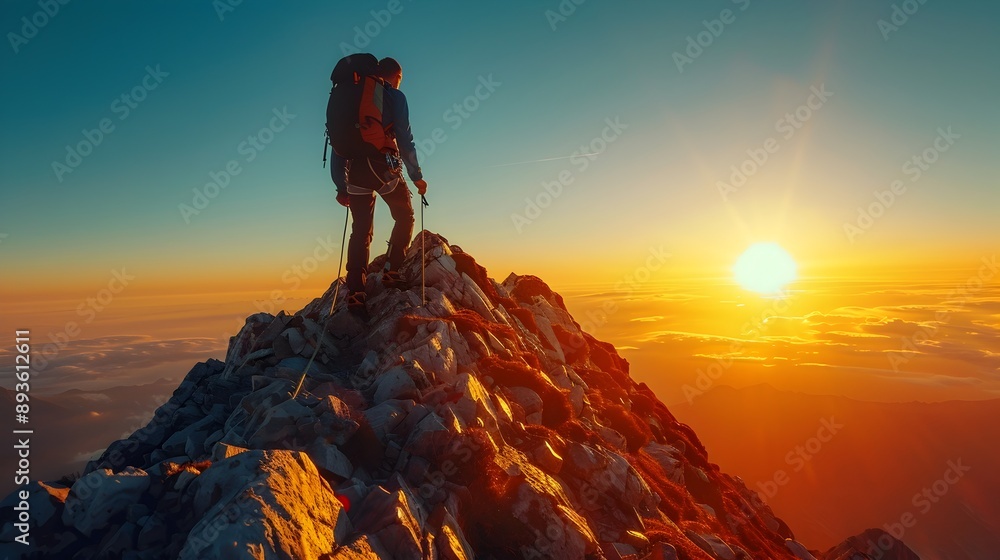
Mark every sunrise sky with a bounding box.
[2,1,998,400]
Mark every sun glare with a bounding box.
[733,242,797,295]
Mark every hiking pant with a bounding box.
[345,182,414,293]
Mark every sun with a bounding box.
[733,242,797,295]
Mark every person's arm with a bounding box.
[330,153,350,206]
[390,91,423,183]
[330,152,347,194]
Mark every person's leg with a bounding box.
[345,191,376,293]
[380,182,414,271]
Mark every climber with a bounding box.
[328,56,428,312]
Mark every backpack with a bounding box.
[325,53,394,160]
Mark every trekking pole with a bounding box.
[420,194,428,306]
[293,205,349,399]
[321,130,330,168]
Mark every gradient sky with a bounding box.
[4,8,997,552]
[2,0,998,300]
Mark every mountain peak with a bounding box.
[0,232,915,559]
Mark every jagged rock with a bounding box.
[62,466,150,537]
[255,311,291,348]
[282,327,307,355]
[533,441,564,474]
[211,441,248,461]
[2,480,66,532]
[309,441,354,479]
[349,479,425,560]
[364,400,407,440]
[785,538,818,560]
[373,366,420,403]
[435,508,474,560]
[325,533,391,559]
[314,395,361,445]
[569,384,586,416]
[685,530,736,560]
[181,449,350,559]
[506,386,543,423]
[565,441,605,479]
[453,372,500,435]
[644,441,685,485]
[244,397,315,449]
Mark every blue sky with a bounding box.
[2,0,998,296]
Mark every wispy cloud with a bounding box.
[0,335,220,394]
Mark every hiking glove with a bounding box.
[414,179,427,195]
[336,191,350,207]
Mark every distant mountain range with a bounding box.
[0,378,177,496]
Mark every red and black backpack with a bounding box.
[325,53,395,160]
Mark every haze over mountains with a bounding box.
[674,384,1000,559]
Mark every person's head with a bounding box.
[379,57,402,88]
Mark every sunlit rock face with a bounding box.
[0,232,919,560]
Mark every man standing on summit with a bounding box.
[328,56,428,311]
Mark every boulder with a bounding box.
[244,398,315,449]
[309,442,354,479]
[315,395,361,445]
[181,449,350,559]
[785,539,817,560]
[685,531,736,560]
[435,508,474,560]
[325,534,391,559]
[373,366,420,404]
[349,482,425,560]
[533,441,564,474]
[62,466,150,537]
[452,373,500,436]
[364,401,408,441]
[505,386,543,423]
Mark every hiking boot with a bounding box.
[382,270,405,289]
[346,291,367,314]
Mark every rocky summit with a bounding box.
[0,232,920,559]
